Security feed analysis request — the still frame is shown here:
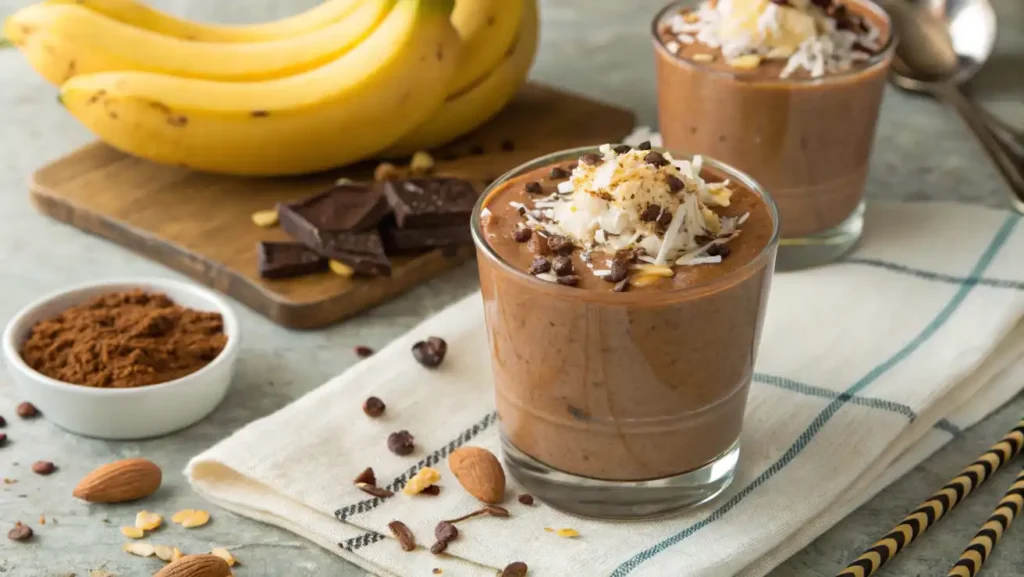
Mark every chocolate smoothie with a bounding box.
[473,145,778,485]
[654,0,893,240]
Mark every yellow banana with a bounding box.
[5,0,392,84]
[385,0,538,156]
[59,0,460,176]
[448,0,524,96]
[41,0,361,42]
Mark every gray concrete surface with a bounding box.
[1,0,1023,575]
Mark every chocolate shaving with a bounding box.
[353,467,376,486]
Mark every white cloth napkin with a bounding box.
[187,200,1024,577]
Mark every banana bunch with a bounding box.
[3,0,539,175]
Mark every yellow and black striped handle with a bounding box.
[946,467,1024,577]
[835,418,1024,577]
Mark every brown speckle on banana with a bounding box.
[167,115,188,127]
[251,110,270,118]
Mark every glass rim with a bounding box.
[470,145,781,301]
[650,0,896,85]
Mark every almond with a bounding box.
[73,459,162,503]
[154,554,231,577]
[448,446,505,504]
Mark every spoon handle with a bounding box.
[933,83,1024,214]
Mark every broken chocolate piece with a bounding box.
[512,228,533,243]
[551,256,573,276]
[257,242,329,279]
[388,520,416,551]
[528,257,551,275]
[353,467,377,485]
[384,178,477,229]
[412,337,447,368]
[612,144,632,154]
[317,231,391,276]
[387,430,415,456]
[277,183,390,234]
[356,483,394,498]
[379,218,471,252]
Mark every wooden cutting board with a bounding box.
[30,84,636,329]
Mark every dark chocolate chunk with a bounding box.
[613,279,630,292]
[518,494,534,505]
[707,243,732,258]
[551,256,574,276]
[556,275,580,287]
[421,485,441,496]
[529,257,551,275]
[362,396,386,417]
[549,166,570,179]
[644,151,669,167]
[388,520,416,551]
[640,204,661,223]
[435,521,458,543]
[579,153,603,166]
[258,242,329,279]
[637,140,652,150]
[387,430,415,456]
[527,234,551,256]
[379,218,471,252]
[412,336,447,368]
[278,183,390,235]
[353,467,377,486]
[384,178,477,229]
[607,259,629,283]
[512,228,532,243]
[357,483,394,498]
[657,209,673,228]
[524,181,543,194]
[318,231,391,276]
[665,174,685,193]
[546,235,574,255]
[501,562,529,577]
[612,144,632,154]
[354,345,374,358]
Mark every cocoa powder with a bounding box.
[20,290,227,388]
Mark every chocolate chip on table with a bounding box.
[639,204,661,223]
[356,483,395,498]
[546,235,574,255]
[527,234,551,256]
[501,561,529,577]
[16,403,38,419]
[579,153,603,166]
[549,166,570,179]
[388,520,416,552]
[435,521,459,543]
[657,209,673,228]
[353,467,377,486]
[387,430,415,456]
[551,256,574,276]
[524,181,543,194]
[707,243,732,258]
[362,396,386,418]
[613,279,630,293]
[420,485,441,496]
[7,522,32,542]
[612,144,632,154]
[644,151,670,167]
[528,257,551,275]
[556,275,580,287]
[32,461,55,476]
[637,140,652,150]
[412,336,447,368]
[518,494,535,506]
[665,174,685,193]
[354,345,374,359]
[512,227,533,243]
[429,540,448,554]
[607,259,629,283]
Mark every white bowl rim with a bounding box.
[2,277,240,397]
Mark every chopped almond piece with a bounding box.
[251,209,279,228]
[329,260,355,278]
[123,542,155,556]
[134,510,162,531]
[211,547,236,566]
[727,54,762,70]
[120,526,145,539]
[153,545,174,561]
[402,467,441,495]
[179,510,211,528]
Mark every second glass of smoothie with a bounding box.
[653,0,894,269]
[472,144,779,518]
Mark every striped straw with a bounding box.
[946,468,1024,577]
[835,418,1024,577]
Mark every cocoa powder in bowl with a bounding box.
[19,289,227,388]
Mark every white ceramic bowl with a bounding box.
[2,278,240,440]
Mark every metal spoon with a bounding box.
[882,0,1024,213]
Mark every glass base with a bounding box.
[776,201,864,271]
[501,436,739,519]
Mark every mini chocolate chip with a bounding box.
[518,494,535,505]
[707,244,732,258]
[613,279,630,292]
[579,153,603,166]
[362,396,386,417]
[485,505,510,517]
[665,174,685,192]
[388,520,416,552]
[551,256,574,276]
[468,144,485,155]
[356,482,394,498]
[546,235,574,255]
[524,181,543,194]
[637,140,652,150]
[501,139,515,151]
[501,562,529,577]
[354,345,374,359]
[435,521,459,543]
[607,259,629,283]
[420,485,441,496]
[612,144,631,154]
[640,204,662,222]
[430,540,448,554]
[644,151,669,167]
[412,336,447,368]
[0,432,7,446]
[387,430,415,456]
[353,467,377,485]
[16,403,37,419]
[32,461,55,476]
[556,275,580,287]
[527,234,551,256]
[528,257,551,275]
[7,523,32,542]
[512,227,533,243]
[549,166,570,179]
[657,209,673,228]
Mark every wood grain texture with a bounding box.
[30,84,636,329]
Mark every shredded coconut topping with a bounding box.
[662,0,883,78]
